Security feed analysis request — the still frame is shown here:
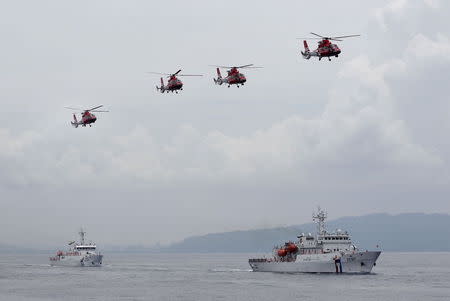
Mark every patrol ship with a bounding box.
[249,208,381,273]
[49,229,103,267]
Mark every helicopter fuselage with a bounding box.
[158,76,183,93]
[214,67,247,87]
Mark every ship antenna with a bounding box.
[312,206,327,236]
[79,228,86,245]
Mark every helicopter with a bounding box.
[64,105,109,128]
[148,69,202,93]
[211,64,262,88]
[300,32,360,61]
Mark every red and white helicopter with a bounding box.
[65,105,109,128]
[148,69,202,93]
[211,64,262,88]
[300,32,360,61]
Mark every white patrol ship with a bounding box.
[49,229,103,267]
[249,208,381,273]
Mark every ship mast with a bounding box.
[312,207,327,236]
[79,228,86,245]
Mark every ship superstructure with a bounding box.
[49,229,103,267]
[249,208,381,273]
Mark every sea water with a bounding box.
[0,252,449,300]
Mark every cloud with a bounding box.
[405,33,450,60]
[374,0,442,32]
[0,129,40,156]
[374,0,408,30]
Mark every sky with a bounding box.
[1,0,450,248]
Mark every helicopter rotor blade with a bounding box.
[64,106,83,111]
[331,34,361,39]
[209,64,261,69]
[86,105,103,111]
[90,110,109,113]
[209,65,233,69]
[297,38,323,40]
[177,74,203,77]
[147,72,172,76]
[310,32,326,38]
[236,64,254,68]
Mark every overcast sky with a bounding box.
[1,0,450,248]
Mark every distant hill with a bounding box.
[2,213,449,253]
[162,213,450,253]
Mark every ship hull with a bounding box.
[249,251,380,274]
[50,254,103,267]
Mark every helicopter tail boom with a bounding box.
[156,77,165,92]
[71,114,79,128]
[214,68,223,85]
[216,68,222,79]
[301,40,311,59]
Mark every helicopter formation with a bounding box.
[66,33,360,127]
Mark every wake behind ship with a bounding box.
[49,229,103,267]
[249,208,381,273]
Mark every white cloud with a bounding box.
[374,0,441,31]
[423,0,440,9]
[374,0,408,30]
[406,33,450,60]
[0,129,40,156]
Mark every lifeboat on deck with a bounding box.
[286,243,298,253]
[277,248,287,257]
